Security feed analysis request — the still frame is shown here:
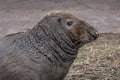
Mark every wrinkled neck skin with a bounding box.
[28,18,83,67]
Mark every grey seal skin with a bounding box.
[0,11,99,80]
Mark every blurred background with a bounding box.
[0,0,120,37]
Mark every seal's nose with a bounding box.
[87,27,99,40]
[82,21,99,40]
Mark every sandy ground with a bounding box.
[0,0,120,37]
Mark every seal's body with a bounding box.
[0,11,98,80]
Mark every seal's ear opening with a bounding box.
[57,18,61,23]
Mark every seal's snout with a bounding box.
[85,25,99,42]
[87,27,99,40]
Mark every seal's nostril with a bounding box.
[93,31,99,39]
[96,31,99,38]
[94,30,99,38]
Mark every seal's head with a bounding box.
[40,11,99,48]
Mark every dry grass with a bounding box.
[65,33,120,80]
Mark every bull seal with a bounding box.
[0,11,99,80]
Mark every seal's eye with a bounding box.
[67,21,73,26]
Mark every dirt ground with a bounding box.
[0,0,120,38]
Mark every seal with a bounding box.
[0,11,99,80]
